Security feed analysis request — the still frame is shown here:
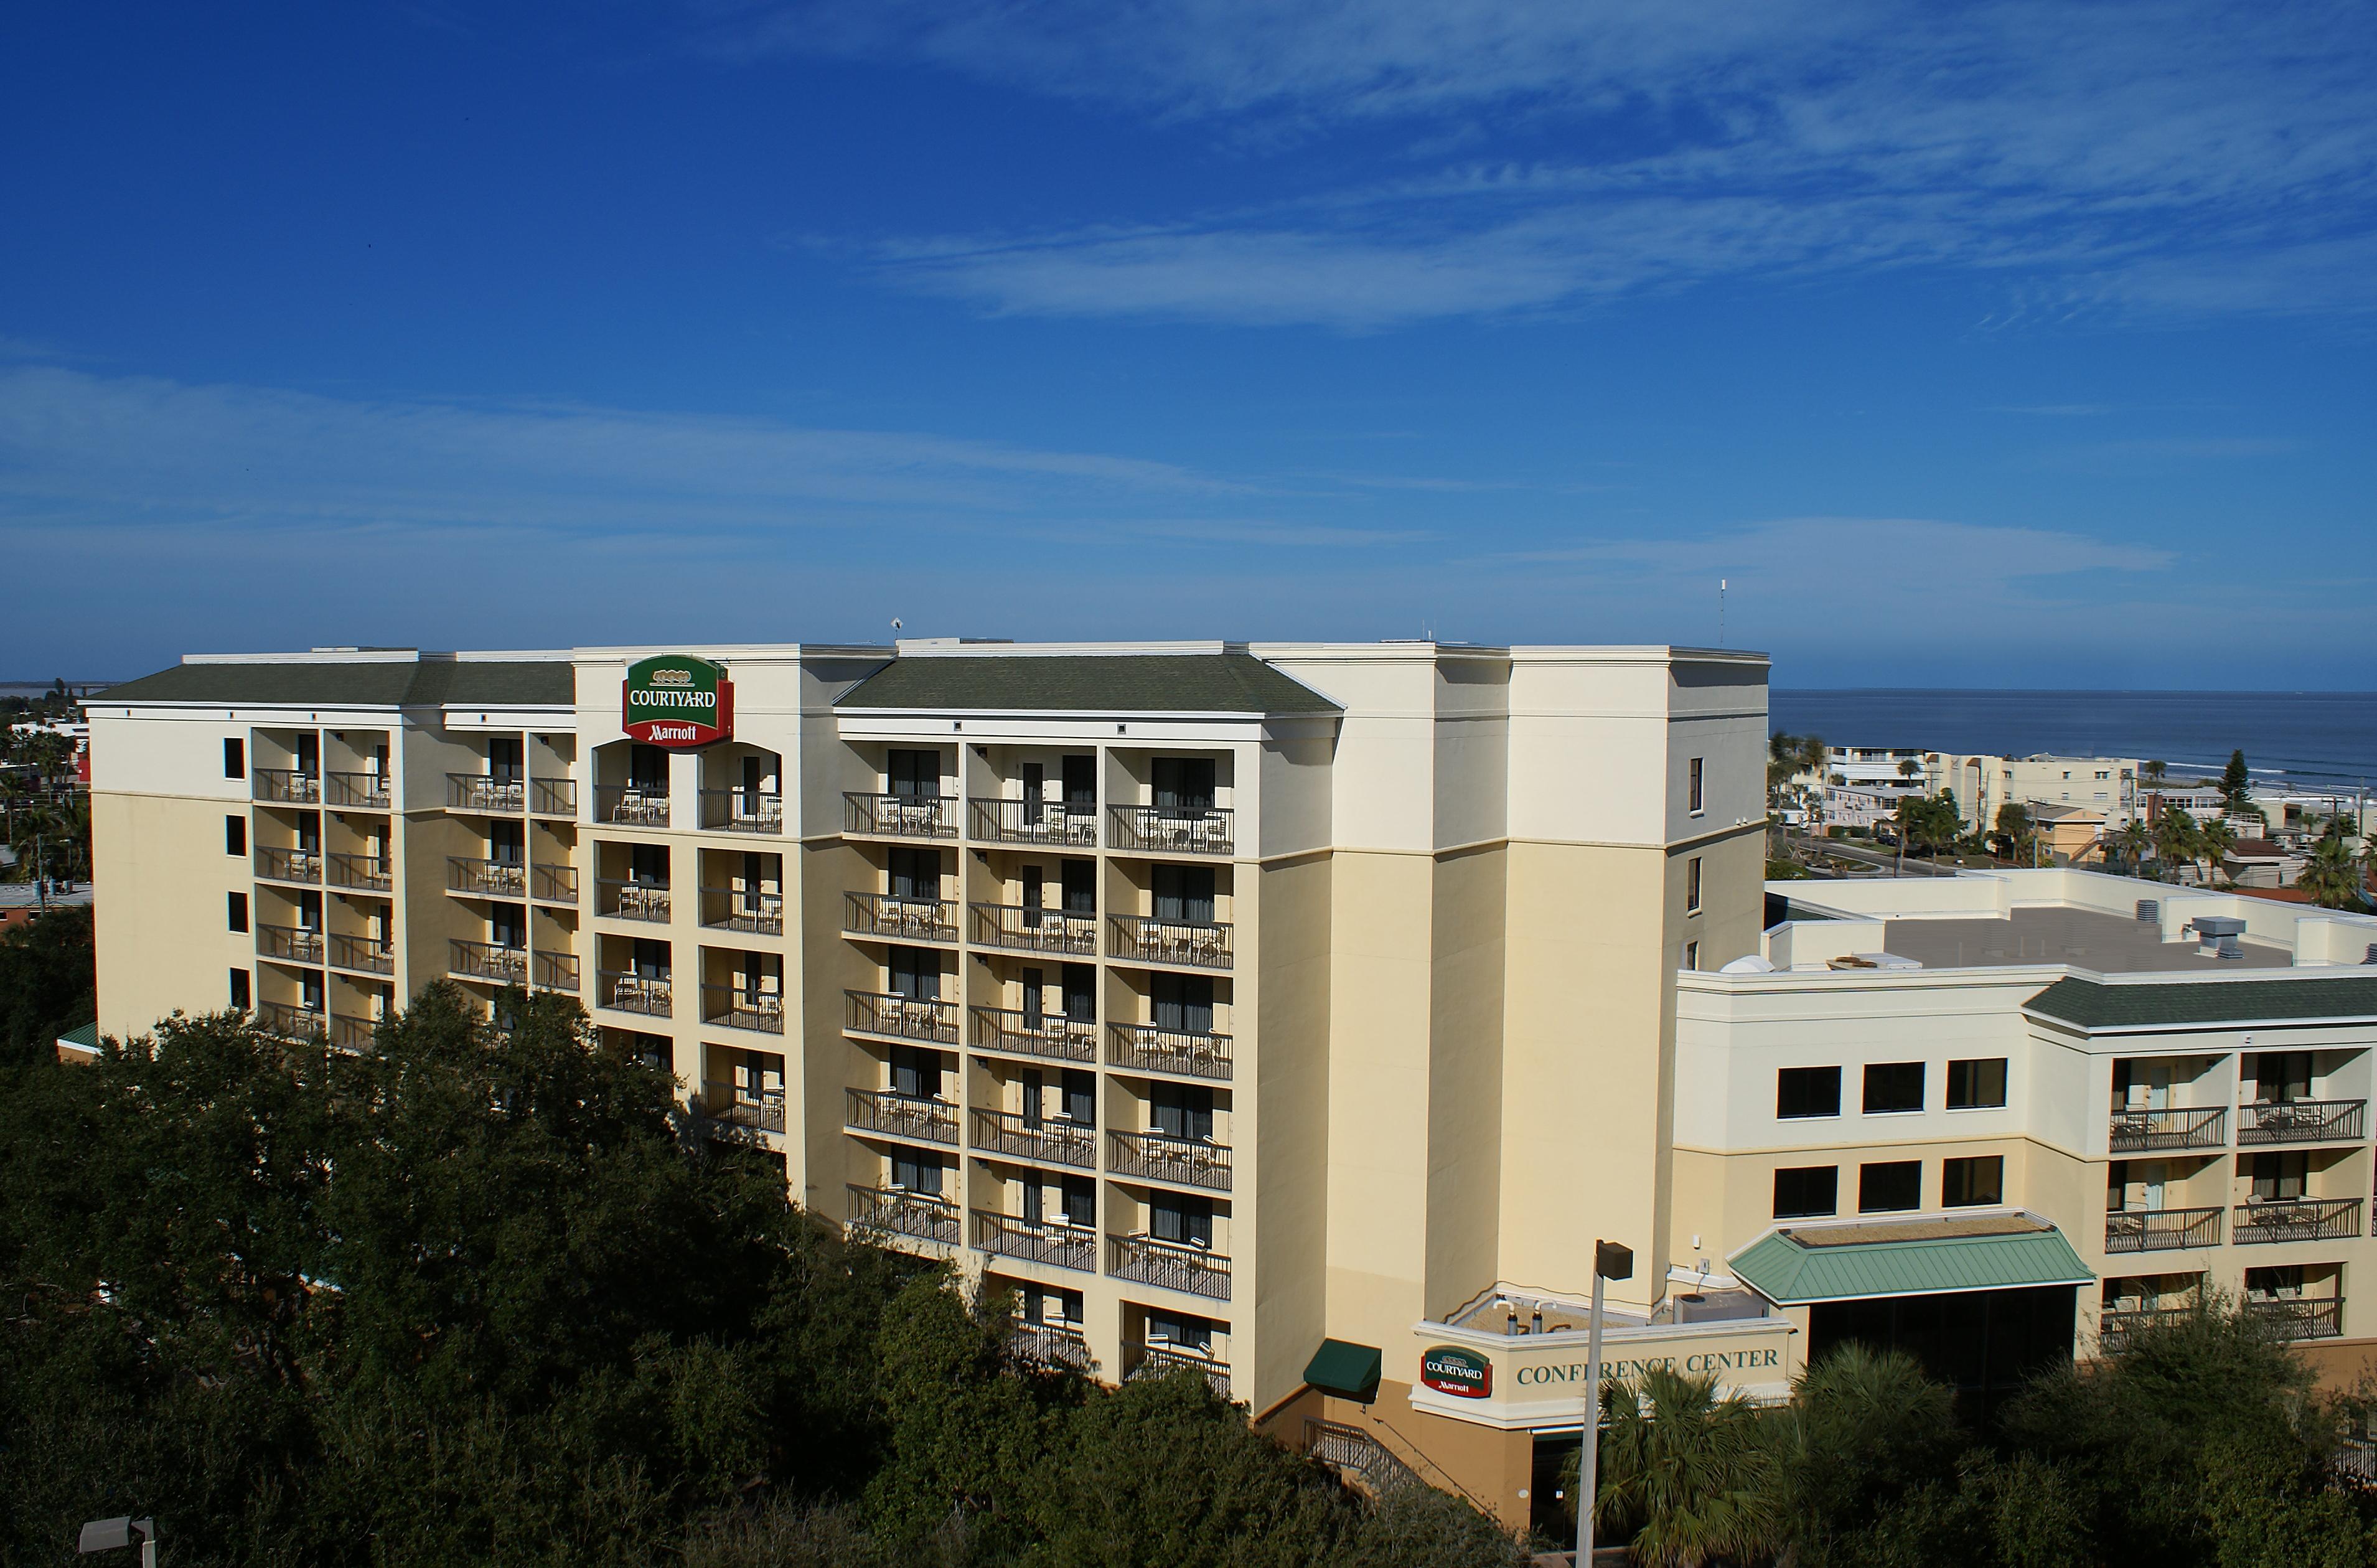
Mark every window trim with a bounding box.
[1944,1057,2010,1112]
[1685,855,1703,914]
[1687,756,1705,816]
[1861,1061,1928,1116]
[1776,1065,1844,1121]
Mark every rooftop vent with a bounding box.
[2136,899,2160,923]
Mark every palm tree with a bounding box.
[2198,817,2239,888]
[2152,807,2200,884]
[2112,819,2153,875]
[2300,836,2366,910]
[1564,1364,1779,1568]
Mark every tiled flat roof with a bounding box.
[1878,906,2290,974]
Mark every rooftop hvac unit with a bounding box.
[2136,899,2160,923]
[2195,914,2247,960]
[2364,944,2376,966]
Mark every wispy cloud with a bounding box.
[1496,515,2175,590]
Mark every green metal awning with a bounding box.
[55,1021,98,1056]
[1303,1338,1382,1401]
[1731,1214,2093,1305]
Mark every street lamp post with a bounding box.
[79,1517,157,1567]
[1576,1239,1634,1567]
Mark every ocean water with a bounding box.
[1769,690,2377,789]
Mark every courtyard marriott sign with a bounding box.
[623,655,733,748]
[1405,1315,1796,1430]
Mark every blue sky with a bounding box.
[1,2,2371,685]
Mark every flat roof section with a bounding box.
[1877,906,2290,974]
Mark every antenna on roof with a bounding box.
[1718,579,1728,646]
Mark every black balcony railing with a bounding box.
[1109,916,1232,970]
[2107,1105,2228,1152]
[846,891,958,943]
[2234,1197,2363,1245]
[531,863,579,904]
[970,797,1097,847]
[1109,1129,1233,1191]
[530,777,578,817]
[704,984,786,1034]
[1109,1234,1231,1301]
[699,788,784,835]
[326,852,391,891]
[324,771,390,809]
[972,903,1097,955]
[844,792,955,839]
[451,939,528,985]
[449,773,527,814]
[596,878,671,922]
[970,1005,1097,1063]
[594,784,670,828]
[254,845,322,885]
[2246,1295,2346,1341]
[701,1079,787,1135]
[2097,1305,2198,1352]
[1006,1318,1094,1370]
[535,951,581,993]
[845,1087,958,1145]
[702,887,783,935]
[598,971,673,1017]
[970,1108,1095,1168]
[1109,804,1234,857]
[972,1210,1096,1272]
[2239,1099,2368,1146]
[848,1184,959,1247]
[327,932,394,975]
[255,999,326,1041]
[1125,1343,1232,1396]
[846,990,959,1045]
[253,768,321,804]
[2104,1206,2222,1253]
[255,922,325,964]
[1108,1022,1233,1081]
[448,856,527,898]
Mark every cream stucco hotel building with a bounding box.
[85,641,2377,1531]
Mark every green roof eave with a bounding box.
[1730,1224,2093,1305]
[833,653,1341,716]
[2025,974,2377,1033]
[57,1021,98,1048]
[96,660,574,710]
[1303,1338,1383,1401]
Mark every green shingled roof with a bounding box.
[1732,1217,2091,1305]
[834,654,1339,715]
[2025,974,2377,1032]
[98,660,574,708]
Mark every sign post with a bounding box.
[1578,1239,1633,1566]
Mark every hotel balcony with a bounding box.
[846,990,959,1045]
[1109,805,1234,858]
[451,939,528,986]
[2107,1106,2228,1153]
[1109,1234,1231,1301]
[700,1079,787,1135]
[599,971,673,1017]
[326,852,391,892]
[845,892,959,944]
[329,1014,377,1054]
[848,1184,959,1247]
[531,863,579,905]
[449,856,527,898]
[970,797,1097,848]
[703,886,782,936]
[254,845,322,885]
[1109,916,1232,971]
[1108,1129,1234,1191]
[2098,1305,2196,1352]
[845,1086,958,1145]
[1107,1022,1233,1081]
[597,878,670,923]
[2246,1296,2345,1341]
[530,777,578,818]
[703,984,785,1035]
[970,1108,1095,1169]
[2104,1206,2222,1253]
[2238,1100,2368,1146]
[698,789,784,834]
[843,792,955,840]
[534,952,580,993]
[327,932,394,975]
[1007,1317,1094,1371]
[972,903,1097,956]
[972,1210,1097,1272]
[253,768,321,805]
[593,784,670,829]
[2234,1197,2363,1245]
[324,771,390,809]
[255,999,326,1041]
[970,1005,1097,1064]
[1125,1343,1232,1399]
[255,922,325,965]
[449,773,527,814]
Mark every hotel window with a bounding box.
[1943,1155,2004,1208]
[225,814,246,856]
[1688,756,1705,815]
[1685,857,1702,914]
[1683,941,1700,972]
[889,1149,943,1196]
[227,891,248,933]
[1773,1165,1838,1219]
[223,737,244,779]
[1777,1066,1842,1120]
[1150,1191,1215,1249]
[1060,1174,1095,1229]
[1946,1058,2008,1109]
[1859,1160,1922,1213]
[228,968,251,1010]
[1148,1310,1213,1351]
[2249,1152,2309,1203]
[1864,1061,1926,1114]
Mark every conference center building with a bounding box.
[83,639,2377,1531]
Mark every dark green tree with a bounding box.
[2223,749,2253,810]
[0,903,93,1068]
